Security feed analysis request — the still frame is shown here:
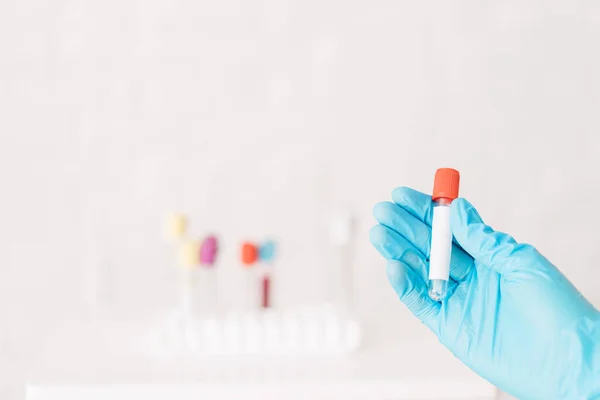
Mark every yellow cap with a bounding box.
[177,240,200,269]
[164,213,187,240]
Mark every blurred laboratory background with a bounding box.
[1,1,600,399]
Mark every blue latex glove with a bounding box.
[370,187,600,399]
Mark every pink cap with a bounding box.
[199,235,218,266]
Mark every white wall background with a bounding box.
[1,0,600,397]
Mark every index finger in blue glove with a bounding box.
[391,186,435,225]
[373,202,431,257]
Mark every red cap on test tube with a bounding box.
[432,168,460,201]
[241,242,258,266]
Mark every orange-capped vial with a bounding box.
[432,168,460,203]
[241,242,258,266]
[428,168,460,301]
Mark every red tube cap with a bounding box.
[241,242,258,266]
[432,168,460,201]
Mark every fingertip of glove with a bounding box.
[386,259,410,295]
[391,186,426,204]
[450,197,469,210]
[369,224,387,245]
[386,259,404,278]
[391,186,411,200]
[451,198,481,222]
[385,260,402,274]
[373,201,395,221]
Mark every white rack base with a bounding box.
[143,305,361,357]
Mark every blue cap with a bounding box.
[259,240,277,262]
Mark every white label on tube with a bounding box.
[429,205,452,281]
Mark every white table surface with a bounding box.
[26,316,497,400]
[27,382,496,400]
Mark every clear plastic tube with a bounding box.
[428,167,460,302]
[428,199,452,301]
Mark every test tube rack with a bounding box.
[143,305,361,357]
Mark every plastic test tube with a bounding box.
[177,239,201,316]
[428,168,460,301]
[241,242,259,309]
[198,235,219,315]
[259,241,276,309]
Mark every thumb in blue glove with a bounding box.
[370,187,600,399]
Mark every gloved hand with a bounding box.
[370,187,600,399]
